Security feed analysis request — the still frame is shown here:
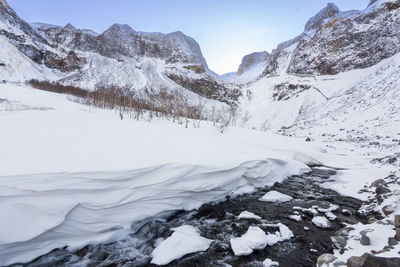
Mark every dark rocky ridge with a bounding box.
[33,22,209,70]
[166,69,241,106]
[288,1,400,75]
[0,0,86,72]
[263,1,400,76]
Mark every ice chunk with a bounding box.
[259,191,293,203]
[151,225,212,265]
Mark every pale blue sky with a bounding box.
[8,0,370,74]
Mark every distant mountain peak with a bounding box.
[64,23,76,30]
[237,51,270,76]
[105,23,136,35]
[304,2,340,32]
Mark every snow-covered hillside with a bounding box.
[0,0,238,106]
[0,84,325,265]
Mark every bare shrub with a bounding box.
[27,80,237,132]
[27,80,88,98]
[75,86,208,124]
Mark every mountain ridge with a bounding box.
[0,0,239,105]
[261,0,400,76]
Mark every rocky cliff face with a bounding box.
[1,0,239,105]
[33,22,209,71]
[263,0,400,75]
[237,51,269,76]
[0,1,86,72]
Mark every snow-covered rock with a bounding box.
[263,258,280,266]
[238,211,262,220]
[151,225,212,265]
[312,216,331,229]
[230,224,293,256]
[230,226,269,256]
[289,214,302,222]
[259,190,293,203]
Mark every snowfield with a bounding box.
[0,84,327,265]
[1,49,400,265]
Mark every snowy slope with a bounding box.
[0,83,331,265]
[238,48,400,265]
[221,51,270,85]
[242,51,400,133]
[0,35,56,81]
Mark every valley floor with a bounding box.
[0,81,399,266]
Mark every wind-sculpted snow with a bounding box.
[0,159,308,265]
[0,83,335,265]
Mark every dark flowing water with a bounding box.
[14,166,366,267]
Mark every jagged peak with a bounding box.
[64,23,76,30]
[304,3,340,32]
[104,23,136,35]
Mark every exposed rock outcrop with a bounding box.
[263,1,400,75]
[237,51,269,75]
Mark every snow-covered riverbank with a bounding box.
[0,84,331,265]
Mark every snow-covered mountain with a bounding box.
[263,0,400,76]
[237,51,269,76]
[221,51,270,85]
[0,0,84,77]
[0,0,239,105]
[2,0,400,266]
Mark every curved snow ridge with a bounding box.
[0,158,309,266]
